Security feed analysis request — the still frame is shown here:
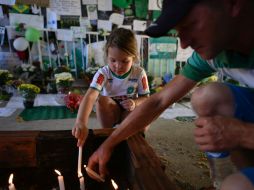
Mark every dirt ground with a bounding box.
[145,118,212,190]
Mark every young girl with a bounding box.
[72,28,150,146]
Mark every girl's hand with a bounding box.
[72,122,89,147]
[120,99,136,111]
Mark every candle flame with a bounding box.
[78,171,83,178]
[54,169,61,176]
[111,179,118,189]
[83,165,86,168]
[8,173,14,184]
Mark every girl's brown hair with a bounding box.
[105,28,139,63]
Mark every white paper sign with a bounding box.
[0,0,15,5]
[47,8,57,29]
[118,25,132,30]
[109,13,124,26]
[0,6,3,18]
[98,0,112,11]
[133,20,147,31]
[9,13,44,29]
[71,26,86,38]
[82,0,97,4]
[87,4,98,20]
[50,0,81,16]
[148,0,162,10]
[97,20,112,32]
[56,29,74,41]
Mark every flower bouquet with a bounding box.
[54,72,74,94]
[0,69,13,86]
[64,92,83,113]
[54,72,74,105]
[18,83,40,108]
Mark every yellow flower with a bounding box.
[18,84,40,99]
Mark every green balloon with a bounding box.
[113,0,132,8]
[25,27,40,42]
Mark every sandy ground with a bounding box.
[146,118,212,190]
[0,100,212,190]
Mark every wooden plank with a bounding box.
[127,134,179,190]
[0,131,39,168]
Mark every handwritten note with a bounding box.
[0,0,15,5]
[118,25,132,30]
[98,0,112,11]
[87,4,97,20]
[148,0,162,10]
[9,13,44,29]
[50,0,81,16]
[97,20,112,32]
[71,27,86,38]
[133,20,147,32]
[82,0,97,4]
[109,13,124,26]
[56,29,74,41]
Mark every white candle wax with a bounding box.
[8,183,16,190]
[57,175,65,190]
[78,146,82,174]
[79,176,85,190]
[8,174,16,190]
[55,170,65,190]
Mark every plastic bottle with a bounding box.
[206,152,237,190]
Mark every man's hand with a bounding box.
[194,116,244,151]
[87,143,114,181]
[72,122,89,147]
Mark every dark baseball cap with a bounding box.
[145,0,200,37]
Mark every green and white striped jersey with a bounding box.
[181,50,254,88]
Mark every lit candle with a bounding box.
[54,169,65,190]
[8,173,16,190]
[78,146,82,174]
[111,179,118,190]
[78,172,85,190]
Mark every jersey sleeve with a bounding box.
[137,69,150,96]
[180,51,216,82]
[89,68,106,92]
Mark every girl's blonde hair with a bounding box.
[105,28,139,63]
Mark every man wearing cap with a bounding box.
[84,0,254,189]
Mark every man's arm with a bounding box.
[87,75,197,178]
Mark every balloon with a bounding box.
[25,27,40,42]
[13,37,29,51]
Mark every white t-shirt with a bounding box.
[90,65,150,101]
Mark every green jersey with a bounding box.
[181,50,254,88]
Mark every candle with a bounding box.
[8,173,16,190]
[84,165,105,182]
[78,172,85,190]
[54,169,65,190]
[111,179,118,190]
[78,146,82,174]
